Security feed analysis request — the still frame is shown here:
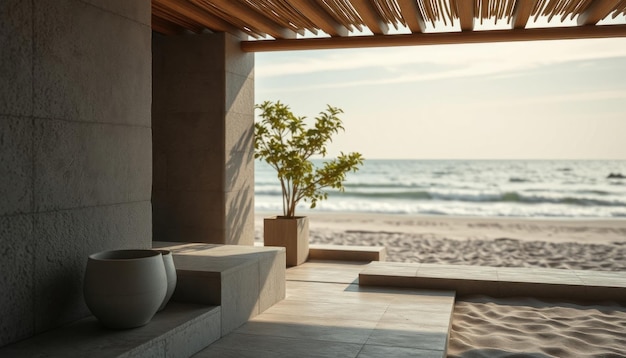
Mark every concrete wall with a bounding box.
[0,0,152,347]
[153,33,255,246]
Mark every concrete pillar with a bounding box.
[152,33,255,246]
[0,0,152,347]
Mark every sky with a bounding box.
[254,25,626,160]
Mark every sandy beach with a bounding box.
[255,212,626,357]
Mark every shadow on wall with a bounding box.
[225,35,255,245]
[225,123,255,245]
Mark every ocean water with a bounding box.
[255,160,626,218]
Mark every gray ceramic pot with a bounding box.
[157,249,177,311]
[84,249,167,329]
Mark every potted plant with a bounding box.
[255,100,363,266]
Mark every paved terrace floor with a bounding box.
[194,260,456,358]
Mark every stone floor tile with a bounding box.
[193,346,279,358]
[386,301,455,314]
[263,299,389,322]
[286,280,350,298]
[366,329,447,351]
[373,320,450,334]
[288,281,452,306]
[357,344,444,358]
[286,265,361,284]
[361,262,419,277]
[236,313,377,344]
[379,309,452,328]
[380,289,456,305]
[205,333,362,357]
[287,284,398,305]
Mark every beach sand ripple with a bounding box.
[448,297,626,358]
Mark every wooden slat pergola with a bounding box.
[152,0,626,51]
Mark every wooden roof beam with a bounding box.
[397,0,426,33]
[577,0,622,25]
[201,0,297,39]
[241,24,626,52]
[456,0,475,31]
[351,1,390,35]
[155,0,245,37]
[284,0,349,36]
[512,0,538,29]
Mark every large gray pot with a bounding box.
[84,249,167,329]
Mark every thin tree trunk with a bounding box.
[280,179,288,217]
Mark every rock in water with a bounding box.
[607,173,626,179]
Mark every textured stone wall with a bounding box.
[0,0,152,347]
[152,33,255,245]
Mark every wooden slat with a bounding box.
[577,0,622,25]
[441,0,454,26]
[199,0,296,39]
[420,0,436,25]
[241,24,626,52]
[284,0,349,36]
[156,0,245,37]
[245,0,307,36]
[612,0,626,17]
[375,0,402,27]
[397,0,427,33]
[512,0,538,29]
[351,1,390,35]
[319,0,362,30]
[456,0,475,31]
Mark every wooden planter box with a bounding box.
[263,216,309,266]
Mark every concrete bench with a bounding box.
[154,242,286,335]
[0,303,221,358]
[359,262,626,302]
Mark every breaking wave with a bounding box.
[255,159,626,218]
